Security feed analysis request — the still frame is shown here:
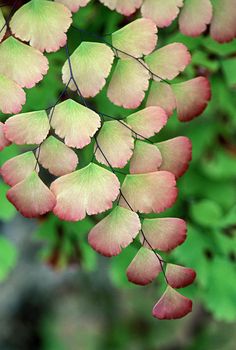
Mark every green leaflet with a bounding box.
[0,236,18,281]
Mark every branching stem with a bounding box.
[71,24,170,84]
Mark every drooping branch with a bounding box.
[64,42,169,284]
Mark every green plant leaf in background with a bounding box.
[0,181,16,222]
[190,199,223,228]
[0,236,18,281]
[202,257,236,322]
[222,58,236,88]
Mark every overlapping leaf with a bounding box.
[0,122,10,151]
[95,120,134,168]
[179,0,212,37]
[88,206,141,256]
[156,137,192,178]
[55,0,91,12]
[126,247,163,285]
[126,107,167,138]
[145,43,191,80]
[0,36,49,88]
[153,286,192,320]
[97,0,236,43]
[112,18,157,58]
[51,163,120,221]
[1,152,38,187]
[100,0,142,15]
[51,99,101,149]
[0,74,26,114]
[129,141,162,174]
[38,136,78,176]
[4,110,50,145]
[166,264,196,288]
[141,0,184,28]
[62,42,114,98]
[7,172,56,218]
[210,0,236,43]
[141,218,187,251]
[120,171,177,214]
[10,0,72,52]
[107,59,150,109]
[147,82,176,117]
[172,77,211,121]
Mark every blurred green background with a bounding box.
[1,2,236,349]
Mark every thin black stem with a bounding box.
[100,112,154,144]
[0,0,19,34]
[71,24,170,84]
[46,78,72,113]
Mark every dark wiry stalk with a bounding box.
[0,0,19,34]
[71,25,170,84]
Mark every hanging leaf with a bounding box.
[38,136,78,176]
[100,0,142,16]
[62,42,114,98]
[95,120,134,168]
[126,247,163,285]
[51,163,120,221]
[4,110,50,145]
[126,106,167,139]
[112,18,157,58]
[0,36,48,88]
[147,82,176,117]
[0,122,11,151]
[0,74,26,114]
[141,218,187,251]
[179,0,213,37]
[120,171,177,214]
[1,152,38,187]
[107,59,150,109]
[55,0,91,12]
[7,172,56,218]
[129,141,162,174]
[210,0,236,43]
[88,206,141,257]
[172,77,211,121]
[166,264,196,288]
[152,286,192,319]
[10,0,72,52]
[156,137,192,178]
[145,43,191,81]
[51,99,101,149]
[141,0,184,28]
